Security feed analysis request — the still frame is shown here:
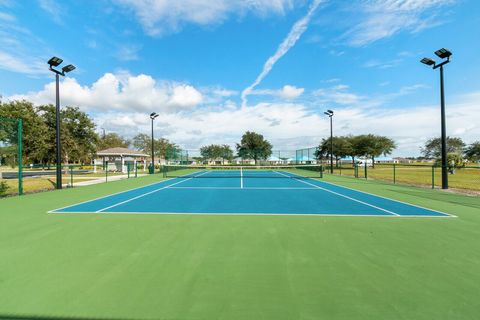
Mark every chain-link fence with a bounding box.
[325,162,480,192]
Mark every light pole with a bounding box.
[324,110,334,174]
[150,112,159,173]
[421,48,452,189]
[48,57,75,190]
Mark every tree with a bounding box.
[352,134,396,168]
[0,100,50,164]
[236,131,272,164]
[132,134,178,160]
[464,141,480,161]
[200,145,221,163]
[97,132,130,150]
[220,144,234,164]
[38,105,98,164]
[315,136,353,167]
[200,144,234,164]
[132,133,151,154]
[421,137,465,158]
[61,106,98,163]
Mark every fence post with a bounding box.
[364,162,368,179]
[17,119,23,195]
[320,165,323,178]
[393,163,396,184]
[127,163,130,179]
[432,165,435,189]
[70,165,73,188]
[135,162,138,178]
[105,161,108,183]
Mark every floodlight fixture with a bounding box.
[435,48,452,59]
[150,112,159,173]
[47,56,75,190]
[48,56,63,67]
[420,57,436,66]
[62,64,76,73]
[419,48,453,189]
[324,109,334,174]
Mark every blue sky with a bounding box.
[1,0,479,156]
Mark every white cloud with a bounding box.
[37,0,64,25]
[241,0,322,107]
[250,85,304,100]
[313,84,363,105]
[115,45,142,61]
[0,51,48,75]
[341,0,456,46]
[8,72,203,112]
[279,85,304,99]
[112,0,296,36]
[0,11,14,21]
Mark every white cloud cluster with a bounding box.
[9,72,203,112]
[6,72,479,156]
[341,0,456,46]
[112,0,296,36]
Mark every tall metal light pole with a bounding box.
[150,112,159,173]
[421,48,452,189]
[324,110,334,174]
[48,57,76,190]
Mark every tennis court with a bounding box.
[52,166,452,217]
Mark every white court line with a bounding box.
[94,171,210,213]
[240,167,243,189]
[316,178,456,218]
[53,211,454,218]
[168,186,318,190]
[273,171,401,216]
[49,177,178,213]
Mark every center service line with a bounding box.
[240,167,244,189]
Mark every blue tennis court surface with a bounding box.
[51,169,452,217]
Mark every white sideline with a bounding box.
[94,171,209,213]
[273,170,401,216]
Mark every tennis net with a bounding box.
[161,165,323,179]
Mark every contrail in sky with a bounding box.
[241,0,323,107]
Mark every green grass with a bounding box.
[0,174,479,319]
[332,164,480,192]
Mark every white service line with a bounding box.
[95,171,209,213]
[240,167,244,189]
[273,171,401,216]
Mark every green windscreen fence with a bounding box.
[296,147,319,164]
[0,117,22,196]
[166,147,189,164]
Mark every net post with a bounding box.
[393,163,396,184]
[17,119,23,195]
[70,165,73,188]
